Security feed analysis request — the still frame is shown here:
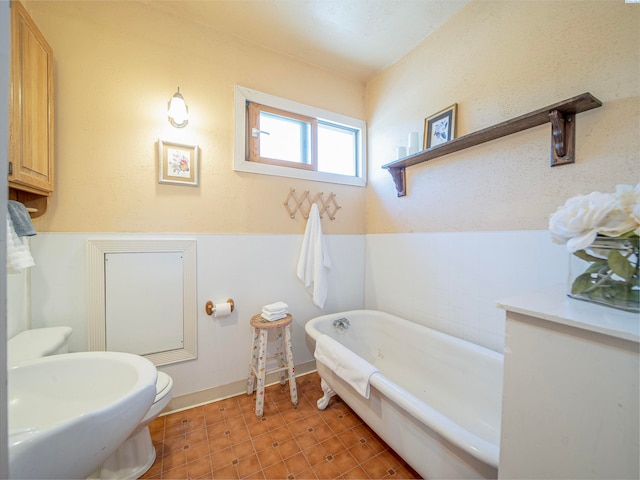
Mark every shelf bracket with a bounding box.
[388,167,406,197]
[549,109,575,167]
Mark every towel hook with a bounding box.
[284,188,340,220]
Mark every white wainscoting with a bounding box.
[21,230,567,398]
[27,233,365,398]
[364,231,569,353]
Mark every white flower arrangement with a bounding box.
[549,183,640,253]
[549,183,639,312]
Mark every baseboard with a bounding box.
[162,360,317,415]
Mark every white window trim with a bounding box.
[234,85,366,187]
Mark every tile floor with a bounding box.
[141,371,420,479]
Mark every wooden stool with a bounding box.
[247,313,298,417]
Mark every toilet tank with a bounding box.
[8,327,73,368]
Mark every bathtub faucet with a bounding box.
[332,318,350,331]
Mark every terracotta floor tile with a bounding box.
[295,467,319,479]
[375,449,404,470]
[280,403,304,419]
[205,415,227,433]
[311,424,334,443]
[288,418,310,436]
[277,437,301,459]
[348,442,375,464]
[248,417,271,435]
[186,454,212,478]
[361,456,389,479]
[185,426,208,445]
[304,413,326,429]
[342,465,369,479]
[163,434,188,456]
[271,425,294,443]
[256,445,282,469]
[252,431,274,452]
[283,452,311,475]
[162,444,187,465]
[236,453,262,478]
[365,435,387,456]
[311,458,341,479]
[294,431,319,450]
[210,446,236,471]
[232,439,256,460]
[226,414,247,431]
[183,440,210,463]
[149,372,419,480]
[228,423,250,442]
[320,437,343,457]
[264,412,286,430]
[331,450,359,473]
[263,460,289,479]
[208,431,232,452]
[161,463,188,479]
[212,463,239,479]
[336,428,360,449]
[303,444,327,467]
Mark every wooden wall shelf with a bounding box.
[382,92,603,197]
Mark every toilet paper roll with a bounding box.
[215,302,232,317]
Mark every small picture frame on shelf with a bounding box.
[424,104,457,149]
[158,139,199,186]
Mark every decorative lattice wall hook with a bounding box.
[284,188,341,220]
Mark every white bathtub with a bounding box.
[305,310,503,479]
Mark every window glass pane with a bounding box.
[259,111,311,164]
[318,122,357,176]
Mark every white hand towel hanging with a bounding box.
[296,203,331,308]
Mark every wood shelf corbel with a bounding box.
[382,92,602,197]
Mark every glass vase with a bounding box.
[568,236,639,313]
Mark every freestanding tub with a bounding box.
[305,310,503,479]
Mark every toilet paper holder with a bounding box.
[205,298,235,316]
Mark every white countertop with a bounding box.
[497,285,639,343]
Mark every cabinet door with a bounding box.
[9,1,53,194]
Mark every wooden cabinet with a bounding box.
[8,0,53,216]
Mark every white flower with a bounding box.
[615,183,640,235]
[549,187,639,253]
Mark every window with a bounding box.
[234,86,366,187]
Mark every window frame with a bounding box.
[248,102,318,171]
[234,85,366,187]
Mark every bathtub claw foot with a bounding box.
[317,378,336,410]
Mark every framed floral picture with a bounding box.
[158,139,199,186]
[424,104,457,149]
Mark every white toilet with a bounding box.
[89,370,173,479]
[7,326,73,368]
[7,327,174,480]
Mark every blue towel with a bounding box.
[8,200,36,236]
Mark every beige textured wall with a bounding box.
[25,1,366,234]
[366,0,639,233]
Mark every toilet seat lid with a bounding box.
[155,371,173,401]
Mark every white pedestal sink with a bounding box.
[8,351,157,479]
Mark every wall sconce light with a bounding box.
[168,87,189,128]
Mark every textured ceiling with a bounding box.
[144,0,469,82]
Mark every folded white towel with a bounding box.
[262,308,287,317]
[7,216,35,273]
[296,204,331,308]
[314,334,379,399]
[260,312,287,322]
[263,301,288,313]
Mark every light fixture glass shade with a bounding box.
[168,87,189,128]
